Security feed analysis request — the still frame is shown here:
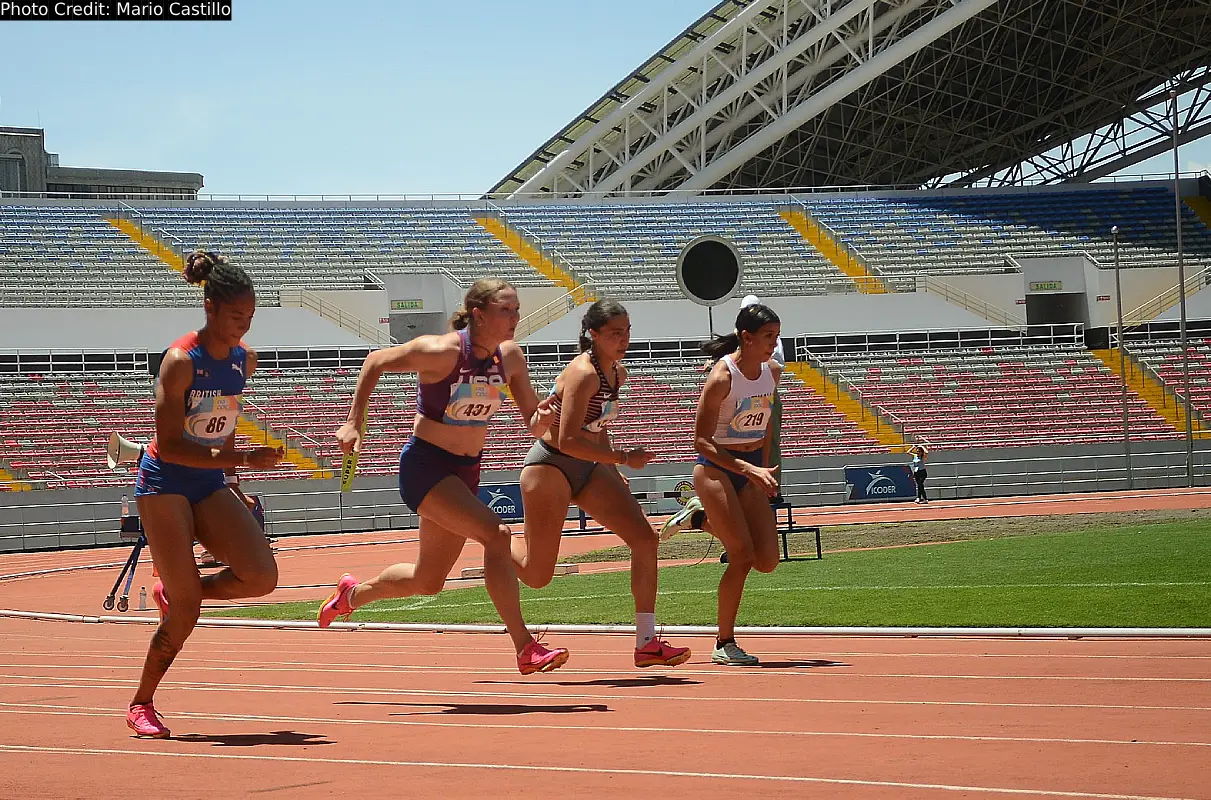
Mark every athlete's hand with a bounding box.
[336,423,361,457]
[745,464,780,497]
[248,447,284,469]
[622,447,654,469]
[529,396,555,437]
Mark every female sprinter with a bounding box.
[318,278,569,675]
[127,251,284,737]
[693,303,782,666]
[512,300,690,668]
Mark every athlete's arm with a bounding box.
[502,341,554,438]
[341,335,455,429]
[223,349,261,481]
[153,349,251,469]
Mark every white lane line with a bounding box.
[2,662,1208,682]
[1,676,1209,713]
[354,582,1211,613]
[0,743,1194,799]
[0,702,1207,749]
[10,648,1211,665]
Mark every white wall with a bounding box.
[517,287,568,317]
[309,289,389,339]
[932,267,1184,327]
[379,273,458,314]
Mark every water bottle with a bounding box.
[121,494,130,517]
[138,586,147,611]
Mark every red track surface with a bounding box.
[2,489,1210,798]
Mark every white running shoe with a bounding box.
[711,640,760,666]
[659,496,704,542]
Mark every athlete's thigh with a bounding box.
[575,466,654,548]
[737,481,780,568]
[519,464,573,574]
[417,474,505,546]
[692,464,754,555]
[193,487,275,578]
[136,493,202,602]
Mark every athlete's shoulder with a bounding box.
[499,338,524,359]
[168,330,202,355]
[561,353,599,386]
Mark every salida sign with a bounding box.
[844,464,917,504]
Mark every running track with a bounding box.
[1,489,1209,798]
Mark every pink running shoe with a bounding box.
[151,581,169,622]
[635,638,692,668]
[317,573,359,628]
[517,640,569,675]
[126,702,170,738]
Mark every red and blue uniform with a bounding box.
[135,331,247,505]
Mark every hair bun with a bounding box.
[183,251,216,285]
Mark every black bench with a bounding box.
[721,502,821,563]
[772,502,822,561]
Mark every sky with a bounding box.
[0,1,1207,196]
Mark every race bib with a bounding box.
[584,398,619,433]
[443,382,502,426]
[184,394,242,445]
[726,394,772,440]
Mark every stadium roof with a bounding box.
[489,0,1211,199]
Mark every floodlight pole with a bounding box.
[1172,89,1195,486]
[1112,226,1132,489]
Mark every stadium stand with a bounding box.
[0,349,894,489]
[0,205,195,307]
[6,186,1211,310]
[1126,336,1211,423]
[809,343,1182,449]
[0,372,317,489]
[803,188,1211,291]
[496,201,856,298]
[128,205,557,297]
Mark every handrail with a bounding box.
[1108,337,1211,430]
[488,204,595,288]
[242,398,332,466]
[362,269,387,290]
[808,355,907,441]
[278,288,395,346]
[515,282,597,340]
[786,195,895,292]
[1124,265,1211,326]
[1078,250,1105,269]
[917,274,1026,328]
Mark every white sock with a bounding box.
[636,612,656,648]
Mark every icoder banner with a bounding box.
[844,464,917,503]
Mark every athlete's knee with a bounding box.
[164,595,202,635]
[754,551,779,573]
[626,525,658,558]
[414,574,446,595]
[475,522,513,549]
[724,545,755,570]
[242,559,279,596]
[521,568,553,589]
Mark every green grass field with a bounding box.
[214,517,1211,628]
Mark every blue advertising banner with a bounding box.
[478,483,525,522]
[844,464,917,504]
